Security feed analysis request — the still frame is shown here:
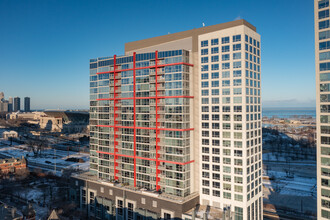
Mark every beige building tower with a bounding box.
[315,0,330,219]
[73,19,262,220]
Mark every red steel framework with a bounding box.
[113,55,119,180]
[96,95,194,101]
[133,52,137,187]
[97,51,194,190]
[96,62,194,75]
[96,151,195,165]
[155,50,160,190]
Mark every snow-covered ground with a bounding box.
[263,152,317,215]
[0,137,89,175]
[263,170,316,197]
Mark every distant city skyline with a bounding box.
[0,0,315,109]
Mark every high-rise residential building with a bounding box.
[73,19,262,220]
[8,97,13,112]
[315,0,330,219]
[0,101,9,112]
[24,97,31,112]
[13,97,20,112]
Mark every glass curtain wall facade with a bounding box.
[316,0,330,219]
[89,50,194,197]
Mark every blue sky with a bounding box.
[0,0,315,109]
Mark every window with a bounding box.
[223,192,231,199]
[211,55,219,62]
[201,65,209,71]
[320,30,330,40]
[212,72,219,79]
[233,52,241,60]
[212,106,220,112]
[233,44,241,51]
[212,97,219,104]
[202,180,210,186]
[320,62,330,71]
[223,106,230,112]
[212,89,219,95]
[223,97,230,104]
[321,72,330,81]
[222,54,230,61]
[201,73,208,80]
[321,52,330,61]
[203,188,210,195]
[222,63,230,70]
[212,64,219,70]
[319,0,329,9]
[222,88,230,95]
[222,45,230,52]
[211,47,219,54]
[128,202,134,220]
[233,79,242,86]
[201,81,209,88]
[320,20,330,30]
[201,40,208,47]
[320,10,330,20]
[201,57,209,63]
[233,61,241,68]
[222,80,230,87]
[202,106,209,112]
[233,35,241,42]
[202,90,209,96]
[117,200,123,216]
[233,70,241,77]
[211,38,219,45]
[201,48,208,55]
[222,37,229,44]
[222,71,230,78]
[202,98,209,104]
[213,190,220,197]
[235,207,243,220]
[234,97,242,104]
[202,123,209,128]
[212,81,219,87]
[164,213,171,220]
[234,88,242,94]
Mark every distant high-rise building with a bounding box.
[73,19,262,220]
[24,97,30,112]
[315,0,330,219]
[13,97,20,112]
[0,101,8,112]
[0,92,4,101]
[8,97,13,112]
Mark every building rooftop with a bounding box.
[125,19,256,53]
[183,205,234,220]
[0,157,26,164]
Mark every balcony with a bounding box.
[149,68,165,76]
[158,165,166,170]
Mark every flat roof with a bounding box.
[125,19,256,53]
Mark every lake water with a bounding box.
[262,108,316,119]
